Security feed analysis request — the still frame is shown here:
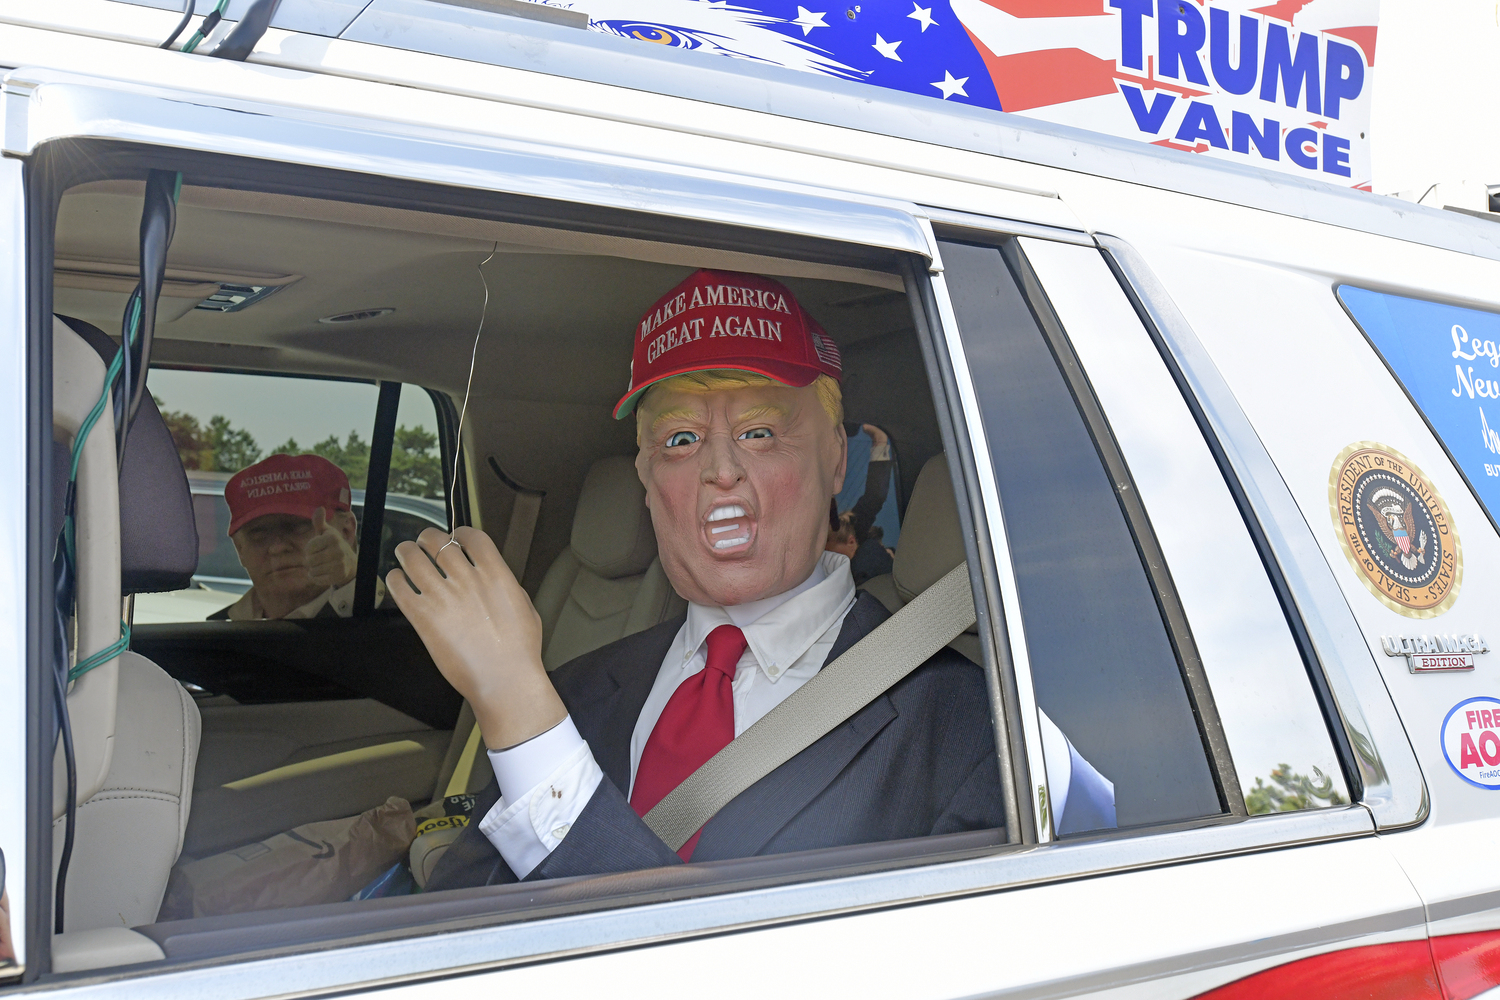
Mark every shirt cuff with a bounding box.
[479,716,603,879]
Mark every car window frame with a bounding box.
[922,208,1424,837]
[1094,235,1427,832]
[13,94,1412,995]
[930,231,1246,834]
[22,137,1020,986]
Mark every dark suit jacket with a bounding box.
[427,591,1004,890]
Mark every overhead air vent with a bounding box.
[196,283,286,312]
[319,308,396,324]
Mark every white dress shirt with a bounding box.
[480,551,857,878]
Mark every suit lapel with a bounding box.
[695,592,895,860]
[556,614,684,794]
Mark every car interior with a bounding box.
[43,160,969,969]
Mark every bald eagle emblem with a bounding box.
[1331,443,1461,618]
[1367,487,1427,571]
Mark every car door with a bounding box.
[894,223,1434,995]
[1117,213,1500,997]
[358,218,1442,1000]
[0,49,1442,1000]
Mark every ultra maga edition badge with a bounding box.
[1330,443,1462,618]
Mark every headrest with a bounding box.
[892,453,967,605]
[571,456,657,579]
[57,316,198,594]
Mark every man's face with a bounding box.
[636,380,847,606]
[231,513,325,610]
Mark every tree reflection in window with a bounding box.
[1244,765,1349,814]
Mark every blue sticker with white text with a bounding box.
[1339,287,1500,531]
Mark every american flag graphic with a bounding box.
[532,0,1379,187]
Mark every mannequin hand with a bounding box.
[861,423,891,461]
[306,507,358,589]
[387,526,566,749]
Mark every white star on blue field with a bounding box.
[756,0,997,107]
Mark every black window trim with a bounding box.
[996,235,1245,820]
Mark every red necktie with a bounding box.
[630,623,748,861]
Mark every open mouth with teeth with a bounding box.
[704,502,755,553]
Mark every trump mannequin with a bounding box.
[391,269,1110,889]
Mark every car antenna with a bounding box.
[444,242,497,541]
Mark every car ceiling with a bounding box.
[53,181,940,591]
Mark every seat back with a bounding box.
[533,455,685,670]
[859,453,981,662]
[426,456,685,805]
[52,317,202,938]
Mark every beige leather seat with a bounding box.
[860,454,982,664]
[532,455,686,671]
[55,653,200,932]
[423,457,685,804]
[51,317,202,968]
[412,458,685,884]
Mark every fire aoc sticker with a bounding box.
[1329,443,1462,618]
[1441,697,1500,789]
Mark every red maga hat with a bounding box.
[613,269,842,419]
[225,453,352,536]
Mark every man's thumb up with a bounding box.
[306,506,358,589]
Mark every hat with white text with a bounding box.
[225,453,353,536]
[613,269,842,419]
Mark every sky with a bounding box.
[149,368,439,455]
[1369,0,1500,207]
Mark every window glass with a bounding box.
[1025,238,1348,816]
[941,239,1223,830]
[1339,286,1500,532]
[138,370,384,622]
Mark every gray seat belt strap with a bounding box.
[643,563,978,851]
[500,489,544,580]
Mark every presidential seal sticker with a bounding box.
[1441,697,1500,789]
[1329,442,1462,618]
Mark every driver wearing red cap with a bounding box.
[213,453,364,620]
[392,269,1014,889]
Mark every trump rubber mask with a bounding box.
[614,269,843,419]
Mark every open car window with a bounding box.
[23,140,1356,987]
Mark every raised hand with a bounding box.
[387,526,566,750]
[305,506,358,590]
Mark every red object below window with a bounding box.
[1190,931,1500,999]
[1192,940,1442,999]
[1431,930,1500,1000]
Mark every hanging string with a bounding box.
[442,242,497,546]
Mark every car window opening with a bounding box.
[42,166,1038,968]
[34,155,1318,975]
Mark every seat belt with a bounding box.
[642,563,977,852]
[501,490,544,580]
